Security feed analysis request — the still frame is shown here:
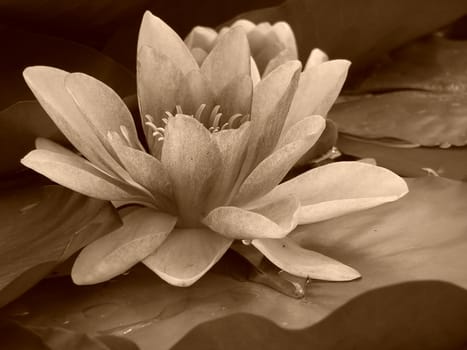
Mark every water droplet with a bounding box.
[82,302,119,319]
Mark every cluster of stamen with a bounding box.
[144,104,249,143]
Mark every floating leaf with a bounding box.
[329,91,467,147]
[172,281,467,350]
[1,177,467,349]
[0,319,139,350]
[337,134,467,180]
[354,35,467,93]
[0,184,121,307]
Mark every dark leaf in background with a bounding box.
[233,0,467,71]
[0,184,121,307]
[172,281,467,350]
[0,320,139,350]
[0,101,68,177]
[0,0,282,67]
[352,34,467,93]
[0,25,135,110]
[2,177,467,350]
[330,91,467,147]
[327,26,467,178]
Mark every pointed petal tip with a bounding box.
[22,66,67,86]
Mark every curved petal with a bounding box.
[190,47,208,66]
[253,31,284,74]
[161,115,222,226]
[72,208,177,285]
[296,119,338,166]
[263,48,297,77]
[283,59,350,135]
[184,26,218,52]
[272,22,298,59]
[201,26,250,96]
[231,19,256,33]
[21,149,147,202]
[240,60,301,178]
[250,57,261,87]
[247,22,273,56]
[138,11,197,74]
[137,47,183,156]
[35,137,76,158]
[206,122,251,210]
[276,115,325,149]
[216,75,253,120]
[304,48,329,70]
[203,195,300,240]
[257,161,408,224]
[143,228,232,287]
[64,72,140,150]
[23,66,123,176]
[252,237,360,280]
[107,134,174,212]
[177,69,214,117]
[234,126,324,206]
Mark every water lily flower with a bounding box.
[186,19,346,164]
[185,19,327,75]
[20,12,408,288]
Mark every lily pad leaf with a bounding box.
[329,91,467,147]
[171,281,467,350]
[0,319,139,350]
[2,177,467,349]
[354,35,467,93]
[337,134,467,180]
[0,184,121,307]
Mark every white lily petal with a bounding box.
[250,57,261,87]
[276,115,326,149]
[35,137,76,157]
[304,48,329,70]
[206,122,251,210]
[255,161,408,224]
[138,11,198,73]
[72,208,177,284]
[23,66,124,176]
[201,26,250,95]
[137,47,183,156]
[217,74,253,119]
[184,26,218,51]
[107,134,174,212]
[21,149,146,202]
[161,115,222,226]
[252,237,361,281]
[283,59,350,134]
[177,69,215,117]
[240,60,301,178]
[143,228,232,287]
[203,195,300,240]
[263,48,297,77]
[234,128,323,206]
[65,72,140,150]
[231,19,256,32]
[272,22,298,59]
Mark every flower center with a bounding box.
[144,104,250,143]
